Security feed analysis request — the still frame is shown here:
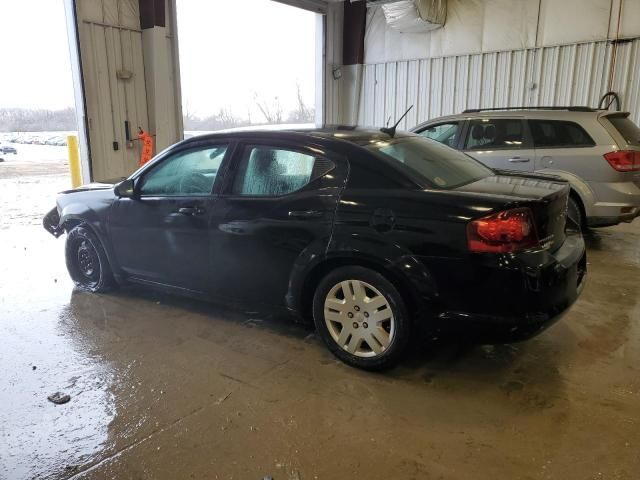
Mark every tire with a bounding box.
[65,225,114,292]
[312,266,411,371]
[567,196,583,229]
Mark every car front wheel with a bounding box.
[313,266,411,371]
[65,225,114,292]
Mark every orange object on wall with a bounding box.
[138,128,154,166]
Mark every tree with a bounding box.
[182,108,248,131]
[286,83,315,124]
[253,93,283,124]
[0,108,76,132]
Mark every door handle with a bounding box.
[177,206,204,216]
[288,210,322,218]
[508,157,530,163]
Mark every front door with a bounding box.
[462,118,533,172]
[109,143,231,292]
[208,142,346,307]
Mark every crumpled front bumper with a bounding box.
[43,207,64,238]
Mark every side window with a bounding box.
[346,162,406,189]
[231,146,333,196]
[465,119,524,150]
[529,120,595,148]
[139,145,228,196]
[418,122,460,148]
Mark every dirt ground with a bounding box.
[1,154,639,480]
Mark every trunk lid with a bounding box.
[455,173,570,251]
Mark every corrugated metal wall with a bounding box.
[356,38,640,129]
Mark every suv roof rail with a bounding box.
[462,106,596,113]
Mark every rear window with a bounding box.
[365,136,493,190]
[608,116,640,147]
[529,120,595,148]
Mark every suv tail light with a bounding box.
[467,208,539,253]
[603,150,640,172]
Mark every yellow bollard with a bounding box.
[67,135,82,188]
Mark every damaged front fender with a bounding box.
[43,207,64,238]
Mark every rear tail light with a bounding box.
[467,208,539,253]
[603,150,640,172]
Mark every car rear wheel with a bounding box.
[313,266,411,371]
[65,225,114,292]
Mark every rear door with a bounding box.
[208,141,347,307]
[462,118,533,172]
[529,119,600,178]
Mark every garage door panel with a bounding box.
[79,21,148,181]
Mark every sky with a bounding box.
[176,0,317,119]
[0,1,74,110]
[0,0,317,120]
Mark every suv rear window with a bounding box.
[529,120,595,148]
[607,115,640,147]
[366,136,493,190]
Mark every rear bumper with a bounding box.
[418,230,587,341]
[587,180,640,226]
[587,208,640,227]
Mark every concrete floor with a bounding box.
[1,161,639,480]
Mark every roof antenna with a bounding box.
[380,105,413,138]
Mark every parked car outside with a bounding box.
[412,107,640,228]
[0,145,17,154]
[43,128,586,370]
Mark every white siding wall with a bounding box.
[365,0,640,63]
[356,38,640,129]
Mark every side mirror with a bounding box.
[114,178,135,198]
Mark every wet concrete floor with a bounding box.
[1,168,639,479]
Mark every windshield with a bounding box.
[365,135,493,189]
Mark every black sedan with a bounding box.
[43,127,586,370]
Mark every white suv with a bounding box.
[412,107,640,227]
